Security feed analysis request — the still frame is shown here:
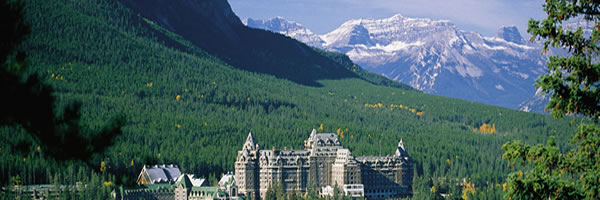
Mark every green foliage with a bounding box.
[0,0,122,198]
[264,182,277,200]
[1,0,123,162]
[274,181,286,200]
[502,124,600,199]
[528,0,600,120]
[502,1,600,199]
[208,172,218,186]
[0,0,581,199]
[0,0,29,62]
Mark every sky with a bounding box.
[228,0,547,37]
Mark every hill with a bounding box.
[1,0,576,199]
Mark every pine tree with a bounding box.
[265,183,276,200]
[0,0,123,163]
[502,1,600,199]
[528,0,600,119]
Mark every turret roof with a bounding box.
[243,132,256,150]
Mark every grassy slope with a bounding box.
[3,0,576,195]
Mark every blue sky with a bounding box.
[229,0,546,37]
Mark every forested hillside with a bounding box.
[0,0,576,199]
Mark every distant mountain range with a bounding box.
[244,17,326,49]
[244,15,558,111]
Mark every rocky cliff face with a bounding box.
[497,26,524,44]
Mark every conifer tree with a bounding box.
[502,1,600,199]
[0,0,123,163]
[265,183,276,200]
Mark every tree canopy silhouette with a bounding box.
[0,0,123,163]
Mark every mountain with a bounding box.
[243,17,326,48]
[518,88,550,112]
[119,0,356,87]
[246,15,550,110]
[497,26,524,44]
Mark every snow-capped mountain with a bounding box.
[518,88,549,112]
[243,17,325,48]
[246,14,551,110]
[321,14,549,109]
[516,19,594,112]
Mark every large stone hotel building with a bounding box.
[235,129,413,200]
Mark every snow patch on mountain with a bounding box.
[245,14,555,111]
[244,17,325,48]
[376,40,425,52]
[519,88,549,112]
[495,84,505,91]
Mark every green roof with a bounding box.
[121,183,230,199]
[236,195,246,200]
[191,186,218,193]
[188,186,222,198]
[179,174,193,188]
[122,183,174,193]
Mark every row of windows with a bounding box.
[366,194,389,199]
[365,194,407,199]
[365,188,402,194]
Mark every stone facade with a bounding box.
[235,129,412,200]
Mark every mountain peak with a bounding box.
[244,16,304,33]
[390,13,404,19]
[322,20,374,48]
[347,23,373,45]
[265,16,291,24]
[244,16,325,48]
[497,26,523,44]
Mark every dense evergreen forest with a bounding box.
[0,0,577,199]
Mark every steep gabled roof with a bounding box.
[242,132,256,150]
[162,165,182,180]
[144,166,168,183]
[395,139,409,158]
[218,173,235,188]
[138,164,182,184]
[175,174,206,187]
[178,173,193,188]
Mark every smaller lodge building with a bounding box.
[114,164,240,200]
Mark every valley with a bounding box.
[0,0,581,199]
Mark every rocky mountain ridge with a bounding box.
[246,15,551,110]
